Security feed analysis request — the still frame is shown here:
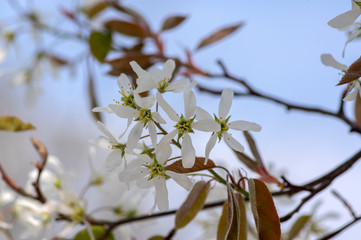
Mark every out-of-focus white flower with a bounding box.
[328,1,361,29]
[321,53,361,101]
[56,190,95,240]
[131,59,197,93]
[14,198,59,239]
[25,155,72,197]
[196,88,261,162]
[0,181,15,206]
[156,90,220,168]
[118,153,192,212]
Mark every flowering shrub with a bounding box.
[1,1,361,240]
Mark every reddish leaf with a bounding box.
[110,4,148,26]
[337,56,361,85]
[286,215,312,240]
[161,15,187,32]
[249,178,281,240]
[218,184,247,240]
[88,74,102,122]
[233,150,258,172]
[165,157,216,173]
[355,93,361,126]
[106,54,154,76]
[243,131,264,166]
[89,31,111,62]
[175,181,210,229]
[83,2,109,18]
[105,20,147,38]
[217,201,229,240]
[196,22,243,50]
[0,116,35,132]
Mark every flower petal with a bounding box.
[96,121,117,143]
[193,119,220,132]
[195,106,213,120]
[228,120,262,132]
[109,104,138,118]
[117,73,132,95]
[154,178,169,211]
[205,134,217,163]
[328,9,361,29]
[152,111,166,124]
[163,59,175,80]
[181,133,196,168]
[130,61,147,77]
[223,132,244,152]
[136,75,156,93]
[118,167,147,182]
[127,121,143,149]
[219,88,234,119]
[320,54,348,71]
[92,106,113,113]
[184,90,196,119]
[156,92,179,122]
[166,171,193,191]
[148,121,157,148]
[106,150,123,170]
[134,91,155,109]
[167,78,191,92]
[155,141,172,165]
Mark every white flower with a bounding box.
[109,91,165,149]
[321,53,361,101]
[156,90,220,168]
[328,1,361,29]
[118,153,193,212]
[196,88,261,162]
[90,121,130,170]
[130,59,197,93]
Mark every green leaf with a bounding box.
[0,116,35,132]
[286,215,312,240]
[249,178,281,240]
[89,31,111,62]
[73,226,114,240]
[175,181,210,229]
[148,236,165,240]
[165,157,216,173]
[105,20,147,38]
[196,22,243,50]
[161,15,187,32]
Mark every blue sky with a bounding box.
[0,0,361,239]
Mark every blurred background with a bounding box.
[0,0,360,239]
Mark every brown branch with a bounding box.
[31,138,48,203]
[0,164,36,200]
[332,190,356,218]
[278,148,361,222]
[198,60,361,134]
[318,216,361,240]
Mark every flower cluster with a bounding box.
[93,59,261,211]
